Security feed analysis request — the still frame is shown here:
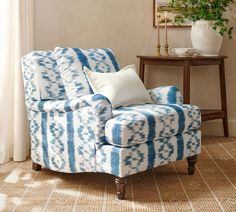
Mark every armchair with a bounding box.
[21,50,201,200]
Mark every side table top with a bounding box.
[137,55,228,60]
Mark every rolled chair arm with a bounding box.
[149,86,183,104]
[26,94,112,113]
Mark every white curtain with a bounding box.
[0,0,34,164]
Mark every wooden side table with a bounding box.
[137,55,229,137]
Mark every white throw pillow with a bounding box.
[84,65,153,108]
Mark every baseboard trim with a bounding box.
[201,120,236,136]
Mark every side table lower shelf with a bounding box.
[201,110,225,122]
[201,109,228,137]
[201,109,229,137]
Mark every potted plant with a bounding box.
[169,0,235,56]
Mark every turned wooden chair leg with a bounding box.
[187,155,198,175]
[115,177,128,200]
[32,162,42,171]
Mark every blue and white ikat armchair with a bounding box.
[21,49,201,200]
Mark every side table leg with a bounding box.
[219,59,229,137]
[183,60,191,104]
[139,59,145,83]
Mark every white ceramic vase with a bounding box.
[191,20,223,56]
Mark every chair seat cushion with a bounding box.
[105,104,201,147]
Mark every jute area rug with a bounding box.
[0,136,236,212]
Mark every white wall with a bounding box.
[34,0,236,136]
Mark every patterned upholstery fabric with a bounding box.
[149,86,183,104]
[21,51,67,102]
[97,130,201,177]
[54,47,120,99]
[105,104,201,147]
[21,49,201,178]
[27,94,112,173]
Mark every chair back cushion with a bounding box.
[54,47,120,99]
[21,51,67,102]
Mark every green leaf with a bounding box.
[169,0,235,39]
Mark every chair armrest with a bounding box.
[27,94,112,113]
[26,94,113,171]
[27,94,112,149]
[149,86,183,104]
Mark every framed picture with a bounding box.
[153,0,191,27]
